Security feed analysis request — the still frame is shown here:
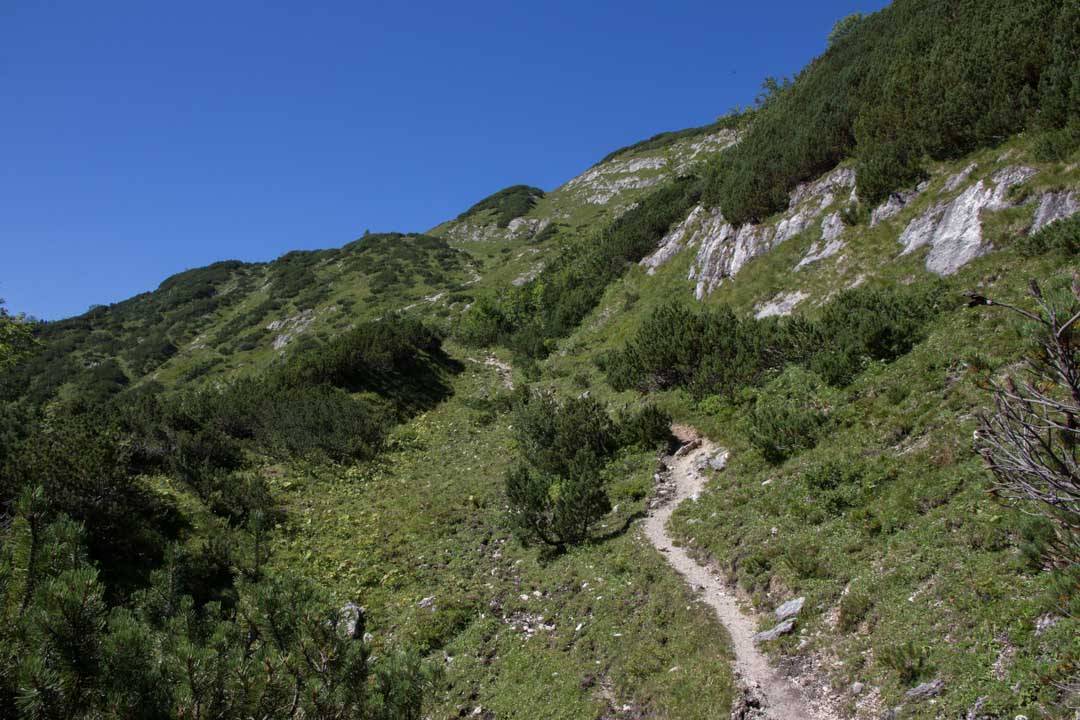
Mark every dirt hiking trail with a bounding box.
[643,425,830,720]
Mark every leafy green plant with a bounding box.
[838,588,873,632]
[878,641,932,686]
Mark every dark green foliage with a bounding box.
[602,283,945,398]
[269,250,330,308]
[122,331,176,375]
[0,509,429,720]
[3,419,179,591]
[0,301,36,372]
[71,359,129,406]
[342,233,470,296]
[505,391,669,550]
[879,641,932,686]
[616,404,673,450]
[511,391,617,478]
[708,0,1078,225]
[809,282,945,385]
[826,12,864,48]
[1017,215,1080,256]
[505,392,615,549]
[459,175,703,358]
[745,367,834,464]
[255,385,388,463]
[0,317,451,718]
[457,185,545,228]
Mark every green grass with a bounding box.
[262,343,734,718]
[522,139,1080,716]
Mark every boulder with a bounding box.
[774,596,805,621]
[339,602,365,640]
[905,678,944,702]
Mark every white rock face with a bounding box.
[870,180,930,227]
[674,129,741,171]
[561,129,741,205]
[899,166,1036,275]
[446,216,550,243]
[796,212,846,269]
[687,165,855,298]
[689,222,775,299]
[562,156,667,205]
[268,309,317,350]
[1031,190,1079,233]
[640,205,707,274]
[754,290,809,319]
[944,163,978,192]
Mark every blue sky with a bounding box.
[2,0,888,320]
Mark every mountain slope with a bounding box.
[2,1,1080,718]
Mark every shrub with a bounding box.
[506,390,666,550]
[838,588,873,631]
[745,367,834,464]
[879,641,932,686]
[505,452,611,550]
[457,185,545,228]
[617,404,673,450]
[1017,214,1080,256]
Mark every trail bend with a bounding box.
[643,425,831,720]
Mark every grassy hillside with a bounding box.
[528,134,1080,717]
[2,1,1079,717]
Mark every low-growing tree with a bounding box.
[970,280,1080,567]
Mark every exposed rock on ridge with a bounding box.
[899,166,1036,275]
[687,166,856,299]
[1031,190,1079,233]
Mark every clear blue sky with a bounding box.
[2,0,888,320]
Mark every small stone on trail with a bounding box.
[753,619,795,643]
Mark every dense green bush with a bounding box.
[601,283,945,397]
[457,185,545,228]
[0,507,429,720]
[505,391,674,550]
[705,0,1079,225]
[0,316,452,718]
[745,367,835,464]
[1017,215,1080,256]
[616,404,674,450]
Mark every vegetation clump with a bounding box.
[505,390,670,550]
[457,185,545,228]
[600,283,946,399]
[458,175,703,359]
[703,0,1080,224]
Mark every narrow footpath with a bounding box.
[642,426,828,720]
